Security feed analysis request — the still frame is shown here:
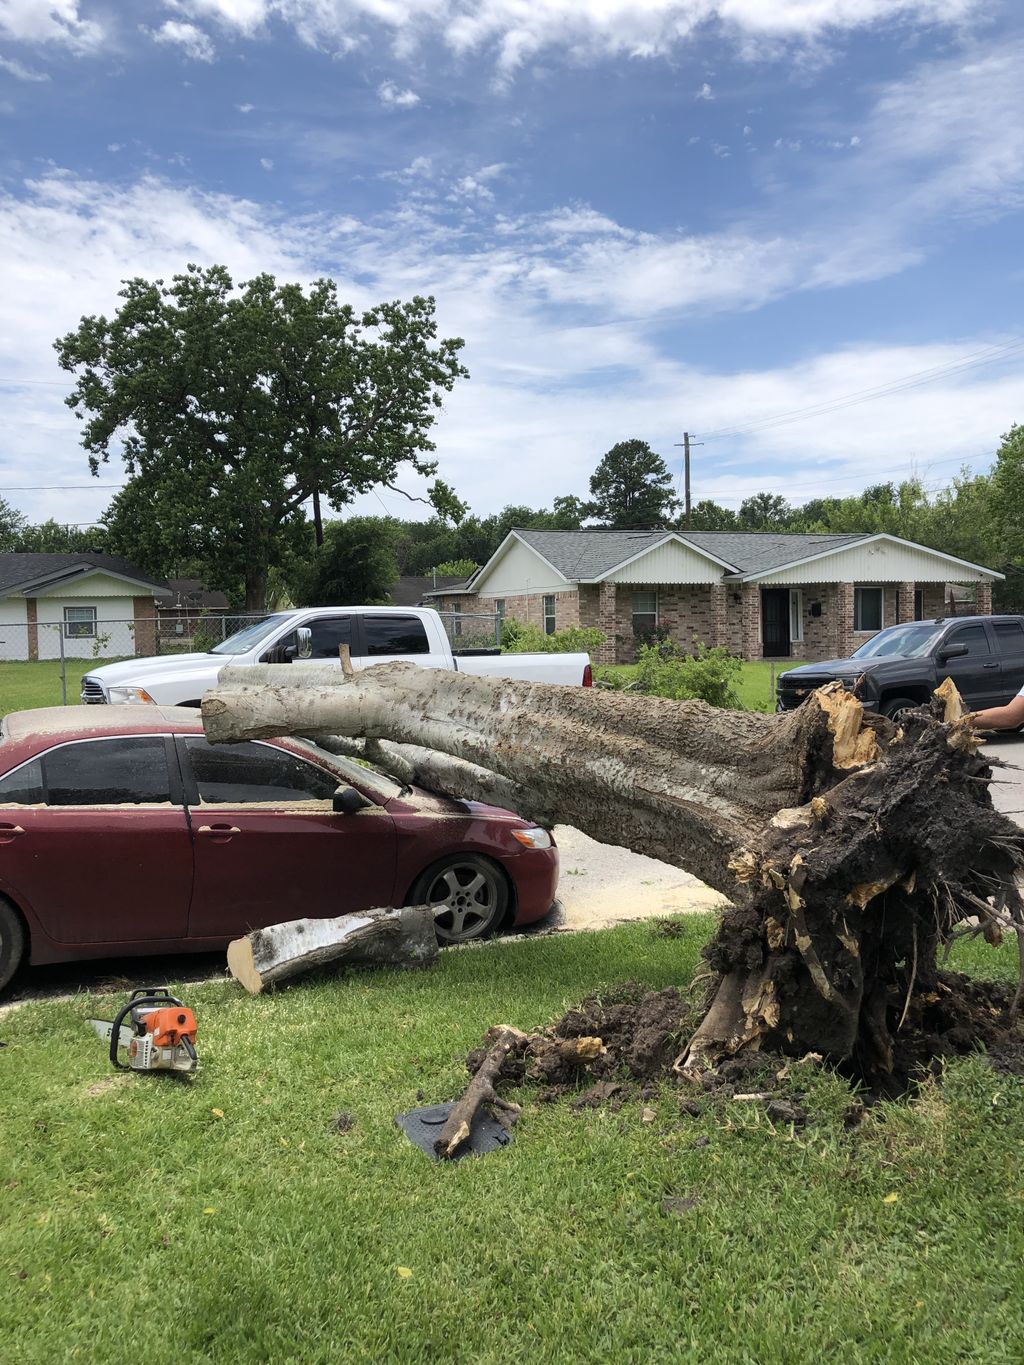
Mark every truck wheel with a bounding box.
[409,855,509,944]
[0,899,26,995]
[882,696,922,722]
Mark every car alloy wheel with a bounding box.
[410,855,509,944]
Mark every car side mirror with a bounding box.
[938,642,969,663]
[332,785,372,815]
[296,626,313,660]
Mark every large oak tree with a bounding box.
[55,265,468,609]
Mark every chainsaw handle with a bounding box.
[108,991,186,1069]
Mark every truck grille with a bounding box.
[776,676,832,710]
[80,677,106,704]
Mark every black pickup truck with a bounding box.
[776,615,1024,719]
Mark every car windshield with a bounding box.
[210,615,286,656]
[851,623,944,659]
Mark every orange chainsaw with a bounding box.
[89,988,198,1073]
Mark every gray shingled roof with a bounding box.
[512,528,869,580]
[0,553,170,597]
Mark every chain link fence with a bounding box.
[1,609,501,709]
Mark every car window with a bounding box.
[363,615,430,656]
[0,757,44,805]
[41,738,171,806]
[308,616,353,659]
[184,738,339,804]
[943,623,991,656]
[993,620,1024,655]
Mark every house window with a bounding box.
[63,605,97,639]
[788,590,803,644]
[854,587,883,633]
[542,595,556,635]
[914,589,924,621]
[631,591,658,637]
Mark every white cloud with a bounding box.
[168,0,985,73]
[152,20,216,62]
[236,101,255,113]
[377,80,420,108]
[0,154,1020,531]
[0,54,50,80]
[260,156,274,169]
[106,142,122,152]
[0,0,103,50]
[695,81,714,99]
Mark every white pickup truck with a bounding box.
[80,605,593,705]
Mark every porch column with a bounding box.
[740,583,760,661]
[897,581,916,624]
[26,598,38,662]
[597,581,621,664]
[976,581,993,615]
[836,583,854,658]
[710,583,728,649]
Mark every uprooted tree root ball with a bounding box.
[203,662,1024,1087]
[463,972,1024,1120]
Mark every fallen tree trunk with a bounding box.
[227,905,438,993]
[204,663,1024,1077]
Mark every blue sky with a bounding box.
[1,0,1023,532]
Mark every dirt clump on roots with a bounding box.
[465,970,1024,1117]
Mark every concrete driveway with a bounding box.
[544,825,726,932]
[978,731,1024,828]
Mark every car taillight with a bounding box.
[583,664,593,687]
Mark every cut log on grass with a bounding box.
[204,663,1024,1078]
[434,1025,528,1159]
[227,905,438,993]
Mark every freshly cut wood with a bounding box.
[227,905,438,994]
[204,662,1024,1077]
[434,1025,528,1159]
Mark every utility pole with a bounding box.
[312,485,324,548]
[673,432,703,530]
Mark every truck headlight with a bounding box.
[510,827,552,850]
[106,686,156,704]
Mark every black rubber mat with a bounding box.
[394,1102,513,1161]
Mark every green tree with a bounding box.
[685,499,737,531]
[55,265,468,610]
[738,492,792,530]
[15,518,107,554]
[433,558,478,577]
[587,440,680,528]
[290,517,399,606]
[0,496,27,552]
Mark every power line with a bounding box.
[696,337,1024,442]
[0,483,126,491]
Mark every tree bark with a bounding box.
[227,904,438,993]
[434,1025,527,1159]
[203,663,1024,1076]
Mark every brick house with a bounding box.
[0,553,170,662]
[424,529,1003,665]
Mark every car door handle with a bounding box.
[197,824,241,836]
[982,662,999,669]
[0,823,25,842]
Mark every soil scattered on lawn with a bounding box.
[466,971,1024,1115]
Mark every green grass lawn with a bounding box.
[2,658,806,716]
[2,918,1023,1363]
[597,658,809,712]
[0,660,98,713]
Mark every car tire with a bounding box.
[0,898,26,995]
[882,696,923,722]
[409,855,509,945]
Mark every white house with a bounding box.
[0,554,171,663]
[424,529,1004,664]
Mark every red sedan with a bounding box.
[0,706,559,991]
